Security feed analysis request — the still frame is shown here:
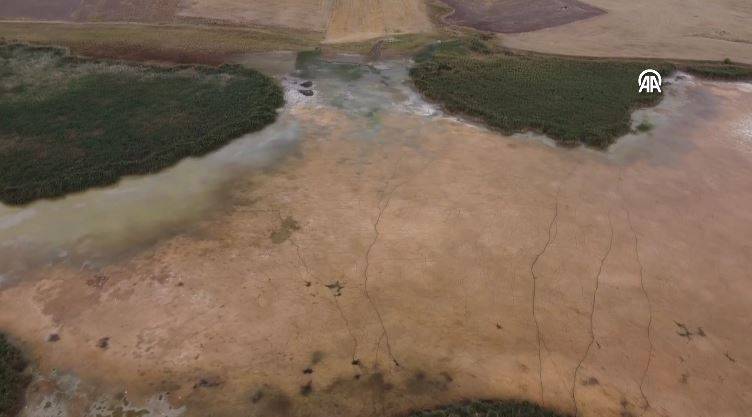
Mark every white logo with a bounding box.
[638,69,662,93]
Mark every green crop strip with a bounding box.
[0,44,284,205]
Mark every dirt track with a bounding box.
[1,66,751,417]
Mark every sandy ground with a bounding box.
[1,66,751,417]
[176,0,335,30]
[501,0,752,64]
[325,0,434,43]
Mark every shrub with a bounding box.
[0,334,29,417]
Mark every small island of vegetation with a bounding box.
[410,38,672,148]
[0,43,284,205]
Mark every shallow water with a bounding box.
[0,55,439,283]
[2,58,751,285]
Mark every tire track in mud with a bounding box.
[572,212,614,417]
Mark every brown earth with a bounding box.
[1,75,751,417]
[73,0,181,22]
[325,0,434,43]
[0,21,321,65]
[439,0,604,33]
[0,0,82,20]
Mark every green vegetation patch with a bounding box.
[270,216,300,244]
[0,44,284,205]
[410,39,673,148]
[681,62,752,80]
[0,333,30,417]
[406,400,569,417]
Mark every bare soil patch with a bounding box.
[73,0,180,22]
[0,0,81,20]
[440,0,604,33]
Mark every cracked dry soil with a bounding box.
[1,78,752,417]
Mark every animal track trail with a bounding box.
[529,177,569,405]
[571,212,614,417]
[619,172,655,415]
[625,209,654,415]
[362,152,441,369]
[362,158,405,368]
[289,227,360,364]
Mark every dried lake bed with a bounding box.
[1,57,751,417]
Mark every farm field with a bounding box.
[439,0,604,33]
[0,0,436,45]
[499,0,752,64]
[0,21,321,64]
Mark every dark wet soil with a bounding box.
[0,0,81,20]
[440,0,604,33]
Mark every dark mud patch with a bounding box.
[193,376,222,389]
[405,370,452,395]
[401,399,571,417]
[270,216,301,244]
[249,385,292,416]
[299,381,313,396]
[440,0,604,33]
[97,337,110,349]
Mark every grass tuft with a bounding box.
[636,121,654,133]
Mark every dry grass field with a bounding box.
[0,21,321,64]
[2,75,751,417]
[500,0,752,64]
[0,0,436,45]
